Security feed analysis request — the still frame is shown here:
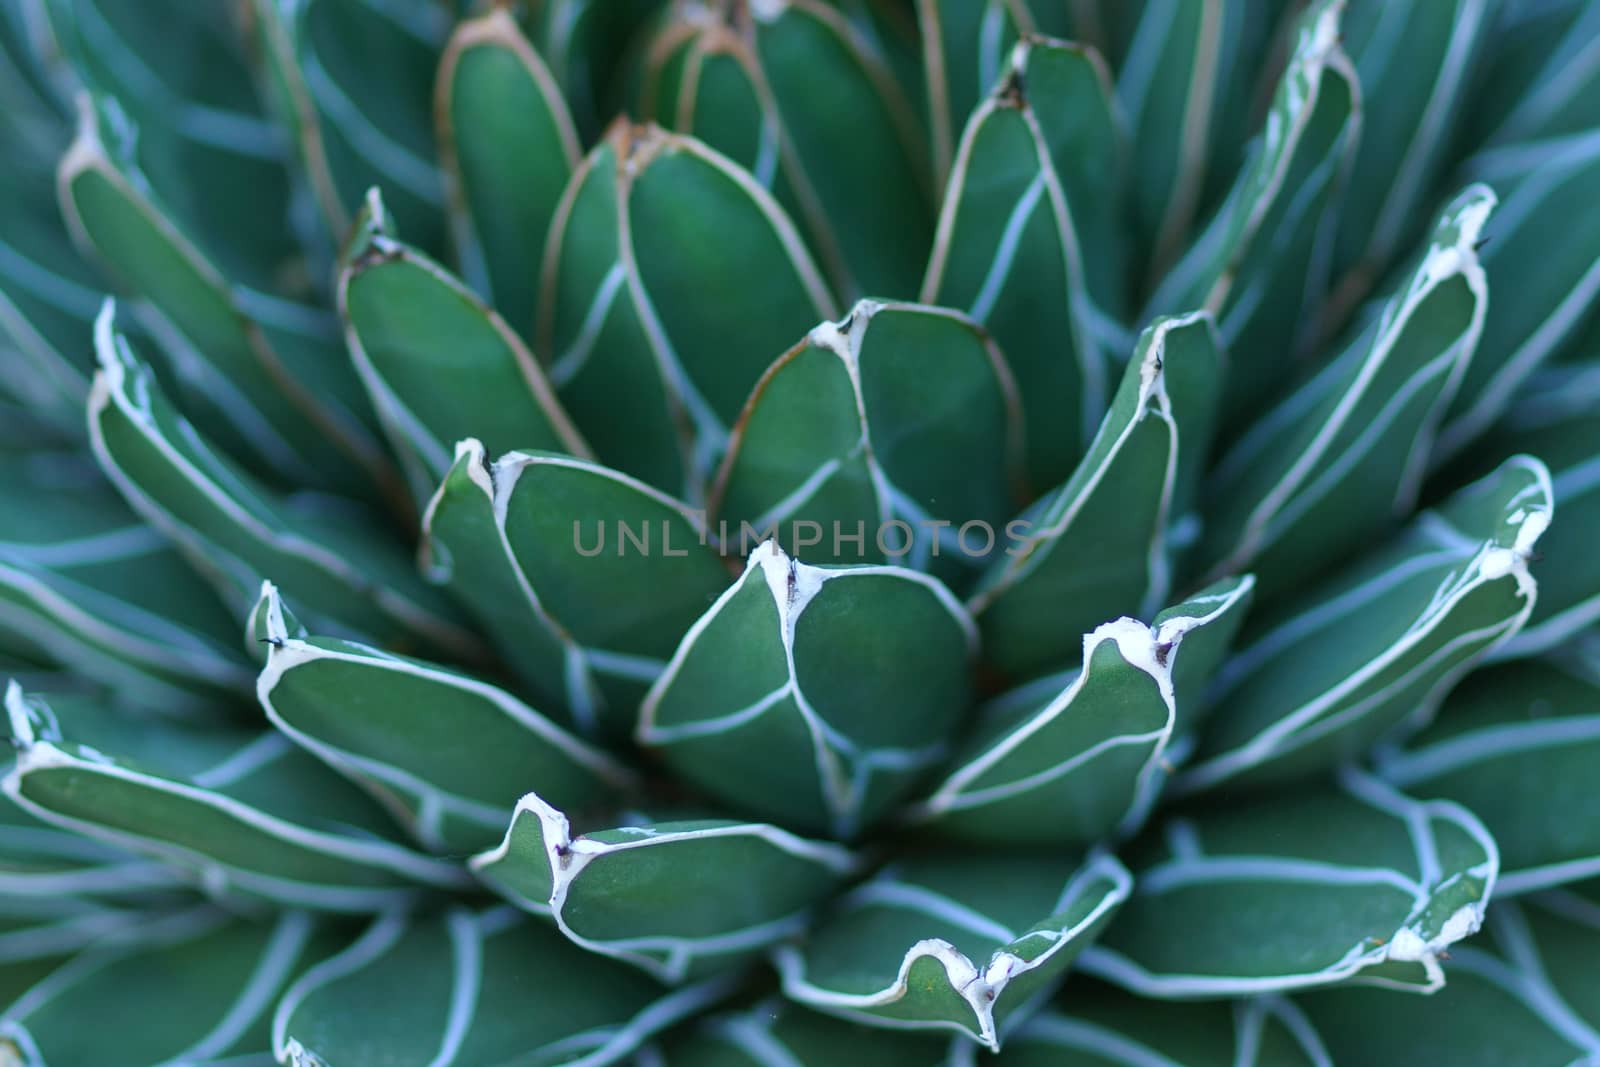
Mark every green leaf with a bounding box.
[0,452,253,711]
[643,0,933,298]
[1081,769,1498,996]
[338,188,592,507]
[87,303,483,664]
[272,906,737,1067]
[1440,128,1600,455]
[968,311,1222,682]
[0,792,188,903]
[638,542,974,838]
[905,577,1253,846]
[1176,455,1551,795]
[1,907,340,1067]
[1197,186,1495,597]
[531,0,668,142]
[656,995,963,1065]
[254,583,636,855]
[1003,989,1333,1066]
[1145,0,1358,419]
[708,299,1023,578]
[3,683,472,911]
[1374,656,1600,896]
[420,442,730,740]
[916,0,1034,186]
[1298,890,1600,1064]
[472,794,858,982]
[1468,0,1600,148]
[1456,361,1600,656]
[538,121,837,496]
[245,0,447,252]
[57,95,400,504]
[920,38,1118,489]
[774,849,1130,1050]
[436,8,580,340]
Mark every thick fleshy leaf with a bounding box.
[272,906,737,1067]
[1297,890,1600,1065]
[643,0,933,298]
[1081,769,1498,996]
[1117,0,1285,280]
[436,8,580,339]
[1198,186,1494,596]
[87,303,483,663]
[638,542,974,838]
[246,0,446,251]
[57,95,399,504]
[531,0,668,142]
[420,443,730,739]
[0,452,253,711]
[1467,0,1600,148]
[1460,361,1600,656]
[1374,656,1600,896]
[3,684,470,911]
[655,996,963,1065]
[1326,0,1495,311]
[775,849,1130,1050]
[1176,455,1551,795]
[0,791,188,904]
[338,188,591,506]
[968,311,1222,682]
[255,583,635,855]
[0,907,340,1067]
[472,793,858,982]
[1144,0,1358,419]
[1440,128,1600,455]
[920,38,1117,488]
[906,577,1253,846]
[538,120,837,495]
[1002,988,1333,1065]
[916,0,1033,185]
[709,299,1023,577]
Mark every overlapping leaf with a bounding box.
[272,906,738,1067]
[1081,770,1498,996]
[1177,455,1551,794]
[1198,185,1494,595]
[254,583,634,854]
[709,299,1022,576]
[3,683,470,911]
[420,442,730,739]
[969,311,1222,681]
[775,849,1130,1050]
[472,793,858,982]
[638,542,973,838]
[1465,0,1600,148]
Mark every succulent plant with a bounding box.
[3,0,1600,1063]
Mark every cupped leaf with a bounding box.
[920,37,1117,489]
[709,299,1023,578]
[436,8,580,339]
[775,849,1130,1050]
[917,0,1035,185]
[968,311,1222,682]
[1374,656,1600,896]
[1081,769,1498,996]
[656,995,963,1065]
[0,907,340,1067]
[420,443,730,739]
[1297,890,1600,1065]
[643,0,933,298]
[245,0,446,251]
[1198,185,1495,596]
[906,577,1253,846]
[0,792,188,904]
[537,120,837,496]
[638,541,974,839]
[1440,128,1600,455]
[1144,0,1358,419]
[272,906,738,1067]
[87,303,483,664]
[3,684,470,911]
[0,452,253,712]
[338,188,591,507]
[255,584,635,855]
[1176,454,1551,795]
[471,793,858,982]
[57,94,399,504]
